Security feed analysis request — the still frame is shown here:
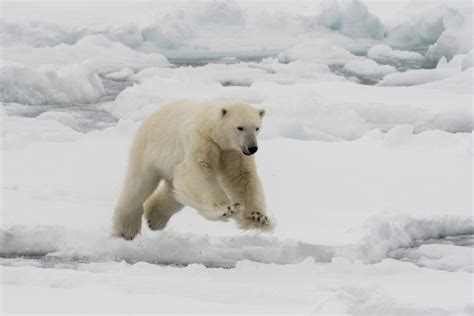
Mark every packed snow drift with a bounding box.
[1,0,473,314]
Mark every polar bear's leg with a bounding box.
[113,167,161,240]
[220,151,272,230]
[144,181,184,230]
[173,160,239,221]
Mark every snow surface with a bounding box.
[378,53,472,88]
[343,58,397,78]
[109,61,472,139]
[368,44,424,62]
[2,119,472,313]
[1,0,473,314]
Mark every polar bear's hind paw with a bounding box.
[146,210,173,231]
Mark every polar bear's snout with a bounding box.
[243,145,258,156]
[242,135,258,156]
[248,146,258,154]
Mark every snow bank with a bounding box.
[385,6,445,51]
[111,77,227,122]
[104,68,134,81]
[354,215,474,263]
[0,0,384,61]
[110,60,343,123]
[461,50,473,71]
[378,53,467,87]
[378,68,454,86]
[0,35,168,105]
[0,225,335,267]
[376,3,473,69]
[418,68,473,94]
[423,8,472,68]
[0,64,105,105]
[383,124,415,146]
[2,213,472,271]
[390,244,474,272]
[2,35,169,75]
[343,58,397,77]
[367,44,423,62]
[277,35,358,65]
[1,0,471,71]
[36,111,81,131]
[318,0,385,40]
[0,19,83,47]
[141,0,244,51]
[110,62,472,139]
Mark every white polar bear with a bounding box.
[113,100,271,240]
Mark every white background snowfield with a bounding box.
[1,0,473,314]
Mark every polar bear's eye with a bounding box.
[237,127,244,131]
[256,127,260,131]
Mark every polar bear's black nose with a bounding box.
[248,146,258,154]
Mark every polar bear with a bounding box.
[113,100,271,240]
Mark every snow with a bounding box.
[318,0,385,39]
[385,5,445,51]
[1,35,168,105]
[1,122,472,312]
[343,58,397,77]
[382,124,415,145]
[2,121,471,249]
[112,70,472,139]
[390,244,474,272]
[367,44,423,62]
[461,49,474,71]
[278,40,357,65]
[416,68,472,94]
[378,67,454,86]
[2,257,472,314]
[378,52,471,87]
[0,63,105,105]
[3,115,83,147]
[1,0,471,65]
[104,68,135,81]
[2,35,169,74]
[423,6,473,68]
[1,0,473,314]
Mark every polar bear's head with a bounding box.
[217,101,265,155]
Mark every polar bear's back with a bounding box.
[136,100,214,179]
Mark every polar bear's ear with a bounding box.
[222,108,228,117]
[259,109,266,117]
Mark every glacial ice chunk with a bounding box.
[343,58,397,77]
[367,45,423,62]
[0,64,105,105]
[319,0,385,40]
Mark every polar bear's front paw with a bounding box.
[246,211,270,226]
[113,215,141,241]
[120,232,138,241]
[116,225,140,241]
[201,202,240,221]
[221,202,240,218]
